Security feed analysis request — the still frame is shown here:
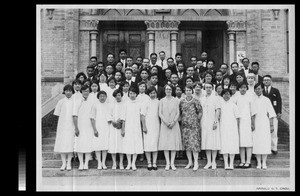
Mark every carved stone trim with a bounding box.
[226,20,247,32]
[80,20,99,30]
[145,20,180,31]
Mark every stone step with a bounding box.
[42,167,290,178]
[42,151,290,161]
[42,144,54,152]
[42,159,290,169]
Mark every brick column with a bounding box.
[79,19,99,71]
[90,30,98,57]
[170,31,178,59]
[226,20,247,65]
[147,31,155,56]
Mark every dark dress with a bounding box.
[179,98,202,152]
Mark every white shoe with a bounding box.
[126,165,131,170]
[185,163,193,169]
[170,164,176,171]
[119,164,124,170]
[83,164,88,170]
[97,165,102,170]
[212,162,217,170]
[60,164,66,171]
[78,164,84,171]
[193,164,199,171]
[132,165,137,171]
[256,165,262,169]
[165,164,170,171]
[112,165,117,170]
[66,165,72,171]
[204,163,212,169]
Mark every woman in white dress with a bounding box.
[158,84,182,171]
[236,82,253,169]
[251,83,276,169]
[73,85,94,170]
[229,82,239,104]
[193,81,204,103]
[90,91,112,170]
[121,87,144,170]
[88,81,100,105]
[53,84,75,171]
[106,77,117,105]
[200,82,221,170]
[109,89,126,170]
[219,89,240,170]
[246,73,256,100]
[141,86,160,170]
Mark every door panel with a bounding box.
[202,30,223,69]
[181,30,202,67]
[102,30,145,64]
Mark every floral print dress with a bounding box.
[179,97,202,152]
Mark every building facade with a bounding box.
[40,8,290,122]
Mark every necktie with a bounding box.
[161,61,163,67]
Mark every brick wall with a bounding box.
[41,9,65,78]
[79,31,90,73]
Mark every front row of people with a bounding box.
[53,81,276,172]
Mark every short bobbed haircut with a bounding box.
[97,90,107,99]
[221,89,232,96]
[254,82,264,90]
[63,84,74,94]
[113,89,123,97]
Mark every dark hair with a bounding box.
[221,89,232,96]
[185,84,194,94]
[125,67,133,73]
[90,56,97,61]
[254,82,264,90]
[190,56,197,60]
[263,75,272,80]
[220,63,229,68]
[204,82,214,89]
[97,90,107,99]
[236,70,245,77]
[121,81,130,87]
[72,79,83,86]
[138,81,147,93]
[140,68,149,75]
[107,77,116,85]
[136,56,143,60]
[150,53,157,57]
[126,56,133,60]
[230,62,239,68]
[150,73,158,78]
[83,79,91,86]
[215,83,223,92]
[129,86,139,94]
[186,65,195,70]
[229,81,238,88]
[87,64,95,69]
[251,61,260,67]
[150,65,159,71]
[90,80,100,92]
[242,58,249,63]
[167,57,174,61]
[215,69,223,75]
[113,89,123,97]
[80,84,90,92]
[119,49,127,54]
[237,82,249,90]
[204,70,214,78]
[63,84,74,94]
[185,76,194,84]
[175,53,182,57]
[116,61,123,66]
[146,86,157,95]
[107,53,115,58]
[97,61,104,65]
[159,51,165,55]
[175,85,185,93]
[75,72,87,80]
[207,59,215,64]
[223,75,231,81]
[106,64,114,69]
[193,81,202,89]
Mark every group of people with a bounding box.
[52,49,282,172]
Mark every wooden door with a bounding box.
[180,29,223,70]
[202,30,223,69]
[102,30,145,64]
[180,30,202,67]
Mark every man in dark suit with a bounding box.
[124,68,138,89]
[262,75,282,155]
[149,73,165,100]
[249,61,263,84]
[177,62,186,86]
[166,57,178,74]
[229,62,240,83]
[118,49,127,69]
[106,53,116,69]
[182,65,200,84]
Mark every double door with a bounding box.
[180,29,224,69]
[102,30,146,64]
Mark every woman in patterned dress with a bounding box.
[179,85,202,171]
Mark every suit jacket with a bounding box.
[152,85,165,100]
[263,86,282,114]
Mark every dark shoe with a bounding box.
[236,163,245,168]
[271,150,278,155]
[243,163,251,169]
[147,166,152,171]
[152,166,157,170]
